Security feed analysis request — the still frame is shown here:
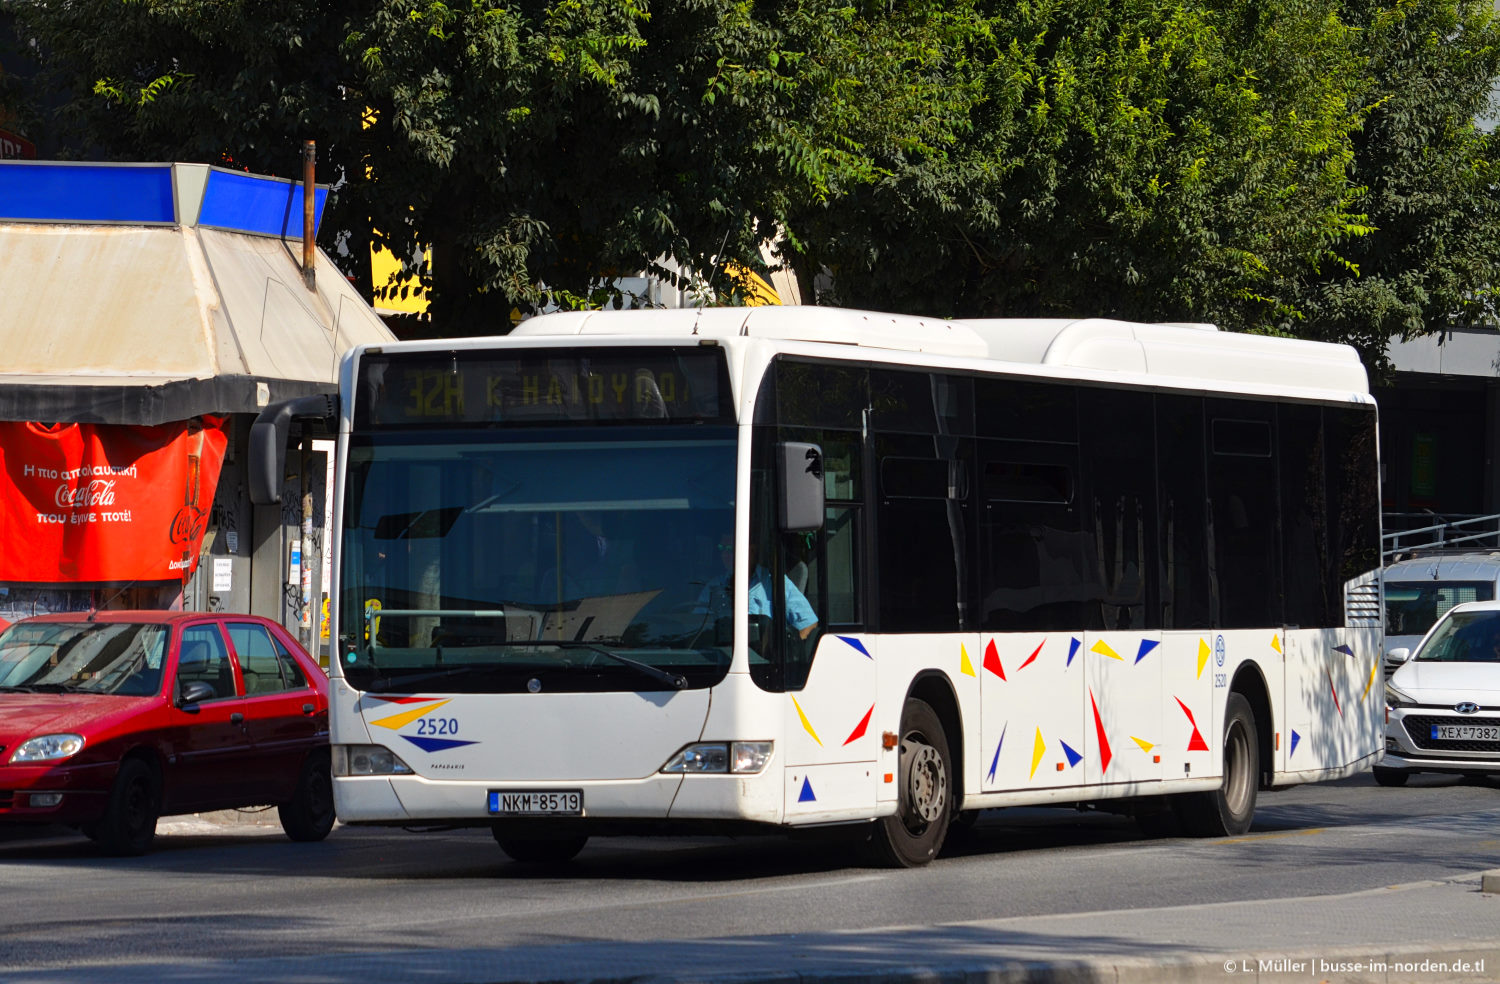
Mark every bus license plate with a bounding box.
[488,790,583,816]
[1433,724,1500,741]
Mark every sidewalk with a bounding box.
[7,866,1498,983]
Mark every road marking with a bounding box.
[1215,828,1325,845]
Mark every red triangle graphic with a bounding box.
[1176,697,1209,751]
[1327,669,1343,718]
[1090,690,1112,774]
[983,640,1006,680]
[843,705,874,746]
[1017,641,1043,671]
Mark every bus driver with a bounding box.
[700,533,818,640]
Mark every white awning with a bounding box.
[0,161,396,424]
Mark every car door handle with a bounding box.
[302,703,315,716]
[230,712,244,725]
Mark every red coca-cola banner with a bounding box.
[0,418,228,583]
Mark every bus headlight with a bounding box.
[661,741,773,774]
[331,744,414,776]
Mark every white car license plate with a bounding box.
[1432,724,1500,741]
[488,790,583,816]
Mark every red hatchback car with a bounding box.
[0,611,332,855]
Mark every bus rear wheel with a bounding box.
[1179,692,1258,837]
[869,697,952,868]
[492,828,589,864]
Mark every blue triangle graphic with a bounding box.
[1289,730,1301,758]
[402,736,480,753]
[1060,740,1082,767]
[837,635,872,658]
[988,723,1007,782]
[1333,644,1353,657]
[1067,637,1081,667]
[1135,639,1160,664]
[798,777,816,802]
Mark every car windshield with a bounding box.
[1385,580,1495,638]
[0,621,169,695]
[1413,610,1500,663]
[338,427,737,693]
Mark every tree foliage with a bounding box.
[1292,0,1500,365]
[12,0,1500,359]
[786,0,1500,369]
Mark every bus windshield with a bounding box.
[338,427,737,693]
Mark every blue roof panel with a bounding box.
[198,168,327,238]
[0,163,175,223]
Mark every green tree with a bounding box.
[17,0,943,331]
[1292,0,1500,369]
[788,0,1371,334]
[15,0,1499,359]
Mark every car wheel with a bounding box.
[1372,766,1410,787]
[492,829,589,864]
[1178,693,1258,837]
[278,749,335,842]
[97,758,159,857]
[868,697,953,867]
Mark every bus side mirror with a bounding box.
[249,395,338,505]
[778,442,824,532]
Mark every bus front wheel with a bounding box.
[869,697,952,868]
[1179,692,1258,837]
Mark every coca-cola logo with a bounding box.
[54,479,116,508]
[169,504,209,545]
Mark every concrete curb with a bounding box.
[6,940,1498,984]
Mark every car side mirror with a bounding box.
[176,680,215,711]
[1385,647,1411,666]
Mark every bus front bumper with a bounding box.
[333,769,784,826]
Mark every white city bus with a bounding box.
[250,307,1383,866]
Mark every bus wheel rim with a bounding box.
[906,742,946,824]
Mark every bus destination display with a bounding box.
[356,347,732,426]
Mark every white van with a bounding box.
[1381,552,1500,670]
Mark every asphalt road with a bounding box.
[2,771,1499,982]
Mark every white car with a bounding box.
[1377,599,1500,786]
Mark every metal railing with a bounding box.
[1382,512,1500,562]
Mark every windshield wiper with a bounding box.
[0,683,90,694]
[363,665,499,693]
[543,642,687,690]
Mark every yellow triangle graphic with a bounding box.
[1363,661,1377,701]
[960,644,976,677]
[1197,639,1210,679]
[1131,736,1155,753]
[372,699,451,730]
[791,695,823,746]
[1092,640,1123,661]
[1030,728,1046,779]
[1271,635,1282,654]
